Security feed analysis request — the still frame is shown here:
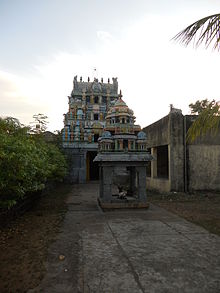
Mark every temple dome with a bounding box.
[114,98,127,107]
[106,97,134,119]
[137,131,147,140]
[101,131,112,138]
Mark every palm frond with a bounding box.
[173,13,220,50]
[187,105,220,142]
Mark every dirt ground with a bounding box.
[0,187,220,292]
[0,184,72,293]
[148,191,220,236]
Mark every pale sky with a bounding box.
[0,0,220,131]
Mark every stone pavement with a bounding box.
[30,183,220,293]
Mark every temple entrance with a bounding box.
[86,151,99,181]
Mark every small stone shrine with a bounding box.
[94,91,153,208]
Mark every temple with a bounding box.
[94,93,153,207]
[62,76,119,182]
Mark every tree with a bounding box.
[0,116,67,209]
[174,15,220,141]
[187,99,220,142]
[189,99,216,115]
[173,13,220,50]
[30,113,48,134]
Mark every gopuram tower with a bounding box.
[62,75,119,183]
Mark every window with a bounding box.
[102,96,107,103]
[94,113,99,120]
[123,140,128,149]
[86,96,90,103]
[157,145,169,178]
[122,118,125,124]
[94,96,99,104]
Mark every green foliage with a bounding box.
[187,99,220,142]
[189,99,216,115]
[0,117,67,209]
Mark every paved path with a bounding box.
[31,183,220,293]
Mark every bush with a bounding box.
[0,117,67,209]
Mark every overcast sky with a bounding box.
[0,0,220,131]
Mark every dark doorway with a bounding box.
[123,139,128,150]
[157,145,169,178]
[146,148,151,177]
[86,151,99,180]
[94,134,99,142]
[94,96,99,104]
[94,113,99,120]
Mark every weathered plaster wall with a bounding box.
[143,115,170,147]
[144,113,220,192]
[186,116,220,191]
[169,113,184,191]
[143,112,185,192]
[187,145,220,191]
[63,149,87,183]
[146,177,170,193]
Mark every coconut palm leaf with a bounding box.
[173,13,220,50]
[187,102,220,142]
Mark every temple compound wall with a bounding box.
[62,76,119,183]
[143,110,220,192]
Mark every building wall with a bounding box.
[169,112,184,191]
[186,116,220,191]
[146,177,171,192]
[143,112,220,192]
[187,145,220,191]
[143,111,184,192]
[144,115,170,146]
[63,148,87,183]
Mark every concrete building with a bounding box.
[62,76,119,183]
[143,108,220,192]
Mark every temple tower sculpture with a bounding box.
[62,76,119,183]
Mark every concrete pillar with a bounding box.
[136,166,147,202]
[133,141,136,150]
[99,166,103,198]
[128,166,136,196]
[102,166,113,202]
[152,147,157,178]
[128,140,131,151]
[119,140,123,150]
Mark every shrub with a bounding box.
[0,117,67,209]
